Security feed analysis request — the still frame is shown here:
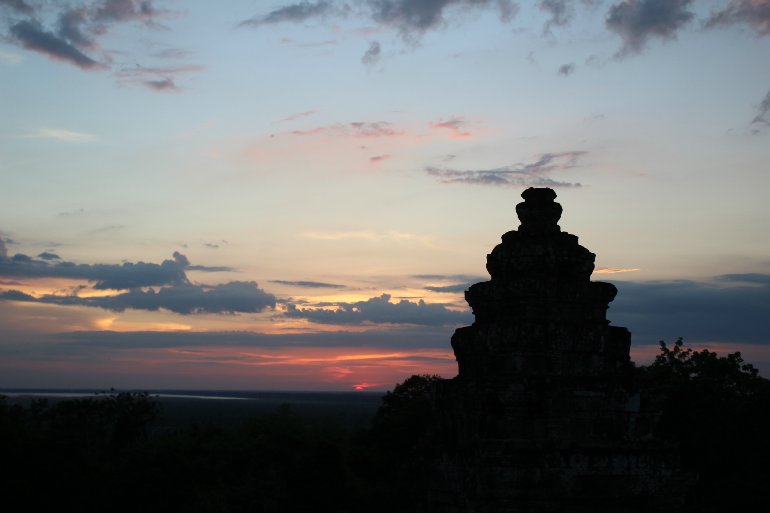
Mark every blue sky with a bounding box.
[1,0,769,390]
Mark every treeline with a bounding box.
[636,339,770,512]
[1,341,769,512]
[0,393,407,513]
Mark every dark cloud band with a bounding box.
[1,281,276,315]
[286,293,471,326]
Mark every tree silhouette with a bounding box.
[637,339,770,512]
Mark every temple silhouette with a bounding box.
[431,188,689,512]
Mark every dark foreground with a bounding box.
[2,343,770,513]
[0,389,419,513]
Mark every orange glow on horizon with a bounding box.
[593,268,641,275]
[353,382,380,391]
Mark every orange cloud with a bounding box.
[593,267,641,274]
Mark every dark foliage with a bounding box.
[360,374,443,512]
[637,339,770,512]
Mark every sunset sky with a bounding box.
[2,0,769,391]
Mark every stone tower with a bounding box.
[431,188,687,512]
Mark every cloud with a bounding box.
[290,121,403,137]
[605,0,694,55]
[278,110,317,123]
[49,326,451,350]
[369,154,391,163]
[0,248,228,290]
[57,6,95,50]
[425,282,474,293]
[418,274,487,293]
[9,19,104,69]
[270,280,346,288]
[2,0,189,87]
[429,117,471,138]
[1,281,276,315]
[593,267,641,274]
[240,0,517,42]
[426,151,585,187]
[705,0,770,36]
[751,88,770,127]
[717,273,770,286]
[0,0,34,15]
[285,293,471,326]
[414,273,482,281]
[29,128,96,142]
[609,275,770,345]
[0,236,8,259]
[240,1,337,27]
[143,78,178,91]
[92,0,168,25]
[557,62,575,76]
[361,40,381,66]
[368,0,518,40]
[540,0,573,33]
[154,47,192,59]
[37,252,61,261]
[115,64,205,92]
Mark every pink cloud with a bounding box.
[430,117,472,138]
[290,121,404,138]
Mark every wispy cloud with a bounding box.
[369,154,391,164]
[424,282,474,293]
[751,88,770,129]
[429,117,471,138]
[153,47,193,59]
[606,0,694,55]
[240,0,517,42]
[705,0,770,36]
[717,273,770,285]
[557,62,575,76]
[278,110,317,123]
[28,128,96,142]
[116,64,205,92]
[361,40,381,66]
[49,327,452,350]
[593,267,641,274]
[540,0,574,34]
[239,1,339,27]
[0,236,8,260]
[426,151,585,188]
[270,280,346,289]
[367,0,517,41]
[290,121,403,137]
